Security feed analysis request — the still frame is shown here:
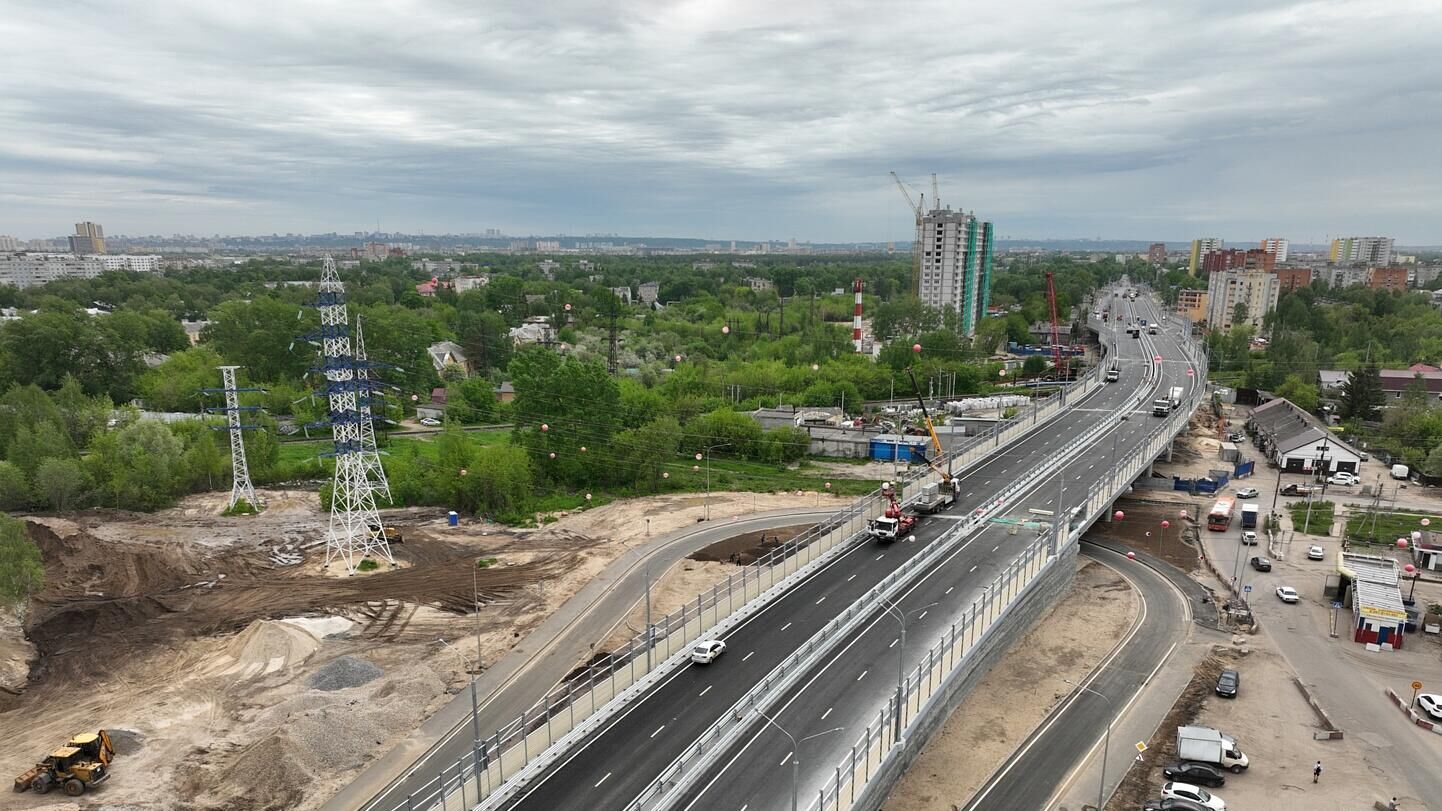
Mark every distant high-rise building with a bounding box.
[69,221,106,254]
[1259,238,1289,263]
[916,207,994,336]
[1330,236,1393,266]
[1201,249,1249,275]
[1270,266,1313,292]
[1189,238,1223,274]
[1206,269,1279,332]
[0,235,18,252]
[1147,243,1167,265]
[1367,266,1408,292]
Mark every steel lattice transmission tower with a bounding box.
[311,256,393,573]
[351,315,392,502]
[203,366,261,511]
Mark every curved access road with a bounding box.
[961,540,1193,811]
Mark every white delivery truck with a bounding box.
[1392,464,1410,480]
[1177,725,1249,773]
[1169,386,1184,408]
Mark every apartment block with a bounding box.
[1201,249,1247,274]
[68,221,106,254]
[0,253,104,288]
[1147,243,1166,265]
[1271,266,1313,292]
[1330,236,1394,266]
[1206,269,1279,332]
[0,236,18,252]
[916,207,994,336]
[1260,238,1289,263]
[1368,266,1408,292]
[1177,288,1208,323]
[1188,238,1223,274]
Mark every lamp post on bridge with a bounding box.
[879,597,938,740]
[755,707,844,811]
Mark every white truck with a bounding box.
[912,481,955,515]
[1177,725,1249,773]
[1392,464,1410,480]
[1152,397,1172,417]
[1169,386,1184,408]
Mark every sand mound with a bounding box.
[308,656,382,691]
[279,615,354,639]
[218,620,321,679]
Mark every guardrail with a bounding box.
[398,362,1107,811]
[805,306,1206,811]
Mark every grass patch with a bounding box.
[475,557,499,568]
[1287,500,1334,535]
[1345,510,1442,545]
[222,498,257,516]
[357,558,379,572]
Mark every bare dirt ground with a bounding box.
[1097,498,1205,574]
[883,558,1139,809]
[0,487,824,811]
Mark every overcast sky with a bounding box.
[2,0,1440,244]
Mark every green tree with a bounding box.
[1424,443,1442,480]
[462,444,534,517]
[139,345,228,412]
[509,349,621,484]
[33,458,89,511]
[0,513,43,610]
[1339,364,1385,423]
[204,298,314,382]
[0,461,29,511]
[446,377,497,424]
[1022,355,1049,377]
[87,420,185,510]
[1274,374,1319,413]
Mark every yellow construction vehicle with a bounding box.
[12,730,113,796]
[905,368,955,489]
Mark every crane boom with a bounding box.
[931,173,939,211]
[905,367,951,484]
[890,171,922,217]
[1045,271,1065,377]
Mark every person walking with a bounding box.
[1388,798,1399,811]
[1312,760,1323,783]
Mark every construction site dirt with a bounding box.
[0,486,832,811]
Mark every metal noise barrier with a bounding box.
[618,371,1131,811]
[805,317,1207,811]
[401,366,1104,811]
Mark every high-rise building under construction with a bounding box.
[916,207,993,336]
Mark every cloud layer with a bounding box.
[2,0,1439,243]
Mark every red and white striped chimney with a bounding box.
[853,278,864,353]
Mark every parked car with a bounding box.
[419,417,441,427]
[1240,531,1258,545]
[1276,586,1300,603]
[1214,669,1239,698]
[1307,545,1325,560]
[1236,487,1258,499]
[1250,556,1272,572]
[1162,762,1226,788]
[1328,472,1360,486]
[1227,431,1246,442]
[1144,800,1212,811]
[689,639,726,664]
[1281,483,1318,497]
[1417,693,1442,721]
[1161,782,1226,810]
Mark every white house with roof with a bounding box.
[1339,552,1407,648]
[427,341,472,375]
[1248,398,1364,474]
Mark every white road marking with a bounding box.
[651,725,665,738]
[970,565,978,572]
[857,670,868,681]
[595,772,612,787]
[780,622,792,631]
[847,574,857,582]
[822,707,834,720]
[742,651,755,661]
[945,586,954,595]
[780,751,792,766]
[993,545,1000,552]
[875,554,885,560]
[918,610,928,620]
[889,638,898,648]
[816,596,826,605]
[699,685,713,697]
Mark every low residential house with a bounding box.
[639,282,660,304]
[611,286,633,305]
[1378,370,1442,405]
[537,260,559,280]
[493,381,515,403]
[1413,531,1442,572]
[427,341,472,375]
[745,276,774,292]
[453,275,491,292]
[1248,397,1363,474]
[416,388,447,421]
[415,279,453,297]
[1317,370,1348,393]
[509,317,556,346]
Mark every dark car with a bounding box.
[1250,556,1272,572]
[1215,668,1240,698]
[1162,761,1226,788]
[1144,799,1212,811]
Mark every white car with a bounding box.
[1307,545,1325,561]
[1276,586,1299,603]
[1417,693,1442,721]
[1240,531,1258,546]
[419,417,441,427]
[1235,487,1258,499]
[1161,781,1226,810]
[690,639,726,664]
[1327,472,1359,486]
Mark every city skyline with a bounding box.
[3,1,1441,243]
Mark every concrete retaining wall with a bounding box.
[852,542,1080,811]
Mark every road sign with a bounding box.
[1414,681,1424,691]
[1135,741,1148,753]
[1243,585,1253,593]
[1332,601,1343,609]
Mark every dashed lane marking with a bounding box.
[857,670,868,681]
[699,685,713,697]
[651,725,665,738]
[742,651,755,661]
[595,772,612,787]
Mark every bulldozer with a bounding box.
[12,729,113,796]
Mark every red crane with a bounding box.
[1045,272,1067,378]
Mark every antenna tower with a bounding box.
[351,315,392,502]
[203,366,262,511]
[311,256,393,573]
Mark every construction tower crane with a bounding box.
[890,171,926,295]
[905,367,953,487]
[1045,271,1066,378]
[931,173,940,211]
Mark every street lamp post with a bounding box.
[755,707,844,811]
[880,598,938,739]
[1062,677,1114,811]
[701,443,732,521]
[437,637,483,768]
[621,541,655,669]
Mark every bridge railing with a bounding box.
[400,366,1102,811]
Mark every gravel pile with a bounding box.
[308,656,382,691]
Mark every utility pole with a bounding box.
[607,297,620,375]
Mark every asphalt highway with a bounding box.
[503,291,1199,811]
[663,295,1197,811]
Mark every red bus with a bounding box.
[1207,497,1235,531]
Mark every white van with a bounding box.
[1392,464,1410,480]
